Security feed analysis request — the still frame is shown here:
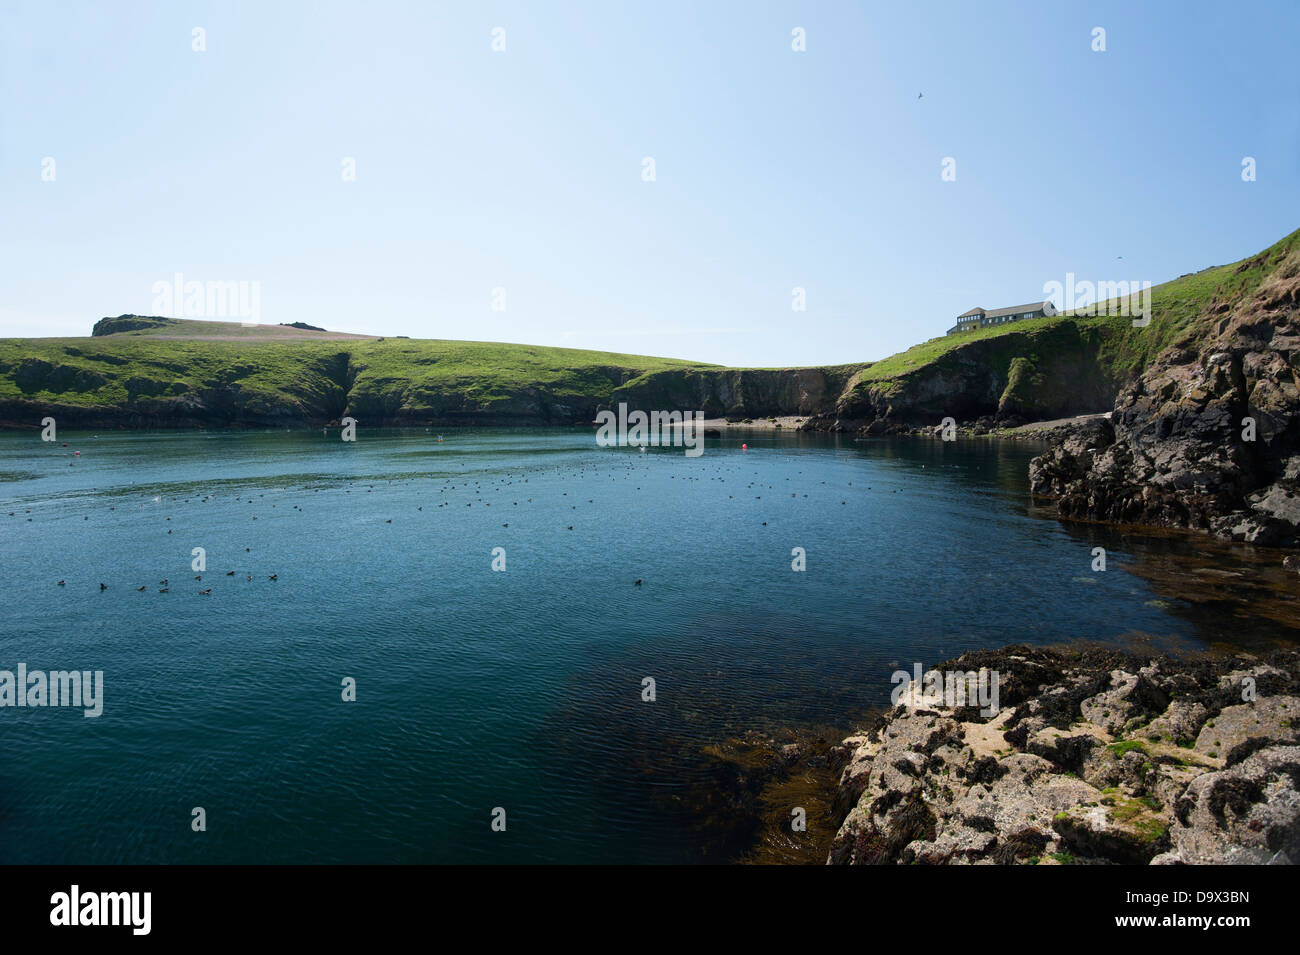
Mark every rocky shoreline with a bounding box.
[825,644,1300,865]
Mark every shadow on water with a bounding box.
[843,434,1300,652]
[534,637,877,863]
[1030,508,1300,652]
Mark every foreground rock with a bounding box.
[827,645,1300,865]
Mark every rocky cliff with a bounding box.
[828,645,1300,865]
[1030,235,1300,547]
[90,315,176,336]
[608,364,866,420]
[807,320,1127,432]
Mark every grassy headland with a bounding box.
[2,228,1296,430]
[0,326,715,428]
[828,227,1300,427]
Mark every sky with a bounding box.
[2,0,1297,367]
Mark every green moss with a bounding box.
[1107,739,1148,757]
[1103,793,1169,844]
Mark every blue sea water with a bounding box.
[0,428,1296,863]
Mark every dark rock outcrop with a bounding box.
[90,315,176,336]
[1031,247,1300,547]
[606,365,864,422]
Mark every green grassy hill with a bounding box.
[2,227,1296,430]
[0,326,719,428]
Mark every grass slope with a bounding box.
[0,330,713,422]
[837,227,1300,421]
[860,227,1300,391]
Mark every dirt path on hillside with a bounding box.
[140,332,379,341]
[999,411,1111,435]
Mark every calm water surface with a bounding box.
[1,428,1297,863]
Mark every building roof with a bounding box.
[982,301,1051,318]
[951,301,1053,331]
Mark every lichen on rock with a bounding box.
[827,645,1300,865]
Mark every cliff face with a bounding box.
[805,321,1130,432]
[607,364,866,420]
[0,350,349,430]
[1030,242,1300,547]
[0,362,627,429]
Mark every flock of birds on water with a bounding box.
[8,433,915,597]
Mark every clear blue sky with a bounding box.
[2,0,1297,366]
